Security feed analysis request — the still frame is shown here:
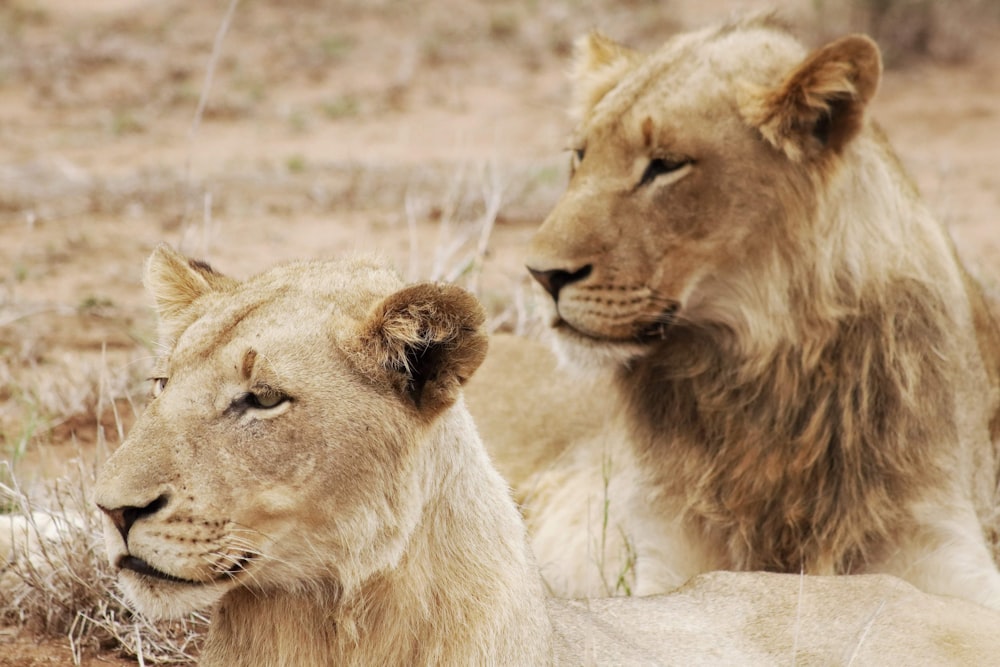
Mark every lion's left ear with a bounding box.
[739,34,882,161]
[144,244,238,346]
[571,31,642,122]
[348,283,488,416]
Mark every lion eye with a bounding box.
[151,377,168,398]
[639,157,691,187]
[246,389,288,410]
[225,388,291,417]
[569,147,586,175]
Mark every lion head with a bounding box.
[93,247,511,621]
[527,16,892,366]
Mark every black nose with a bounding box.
[98,493,169,545]
[527,265,592,301]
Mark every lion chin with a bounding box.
[117,569,230,619]
[545,317,657,373]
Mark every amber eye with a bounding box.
[151,377,168,398]
[246,389,288,410]
[639,157,692,187]
[569,146,586,174]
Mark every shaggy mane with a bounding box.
[625,276,954,572]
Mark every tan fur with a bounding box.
[94,246,552,666]
[514,16,1000,609]
[464,333,609,498]
[90,248,1000,664]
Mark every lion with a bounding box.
[93,246,553,665]
[474,15,1000,609]
[91,247,1000,665]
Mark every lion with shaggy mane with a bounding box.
[472,16,1000,608]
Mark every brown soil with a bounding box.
[0,632,130,667]
[2,0,998,663]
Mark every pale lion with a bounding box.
[92,247,1000,665]
[93,247,552,665]
[480,16,1000,609]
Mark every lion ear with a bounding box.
[739,34,882,161]
[571,31,641,121]
[349,283,488,416]
[144,244,237,342]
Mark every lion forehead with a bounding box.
[169,262,401,365]
[587,21,805,130]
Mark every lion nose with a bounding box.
[527,265,592,302]
[98,493,170,544]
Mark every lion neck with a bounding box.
[200,402,552,667]
[618,156,959,573]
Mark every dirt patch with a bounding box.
[0,632,131,666]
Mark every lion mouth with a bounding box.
[553,304,680,343]
[119,555,198,585]
[118,552,253,585]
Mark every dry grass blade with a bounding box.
[790,568,804,666]
[179,0,241,243]
[844,598,887,666]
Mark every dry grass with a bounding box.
[1,458,207,665]
[0,310,150,489]
[0,309,201,664]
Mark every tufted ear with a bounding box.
[571,31,642,122]
[739,34,882,162]
[348,283,488,416]
[144,244,237,344]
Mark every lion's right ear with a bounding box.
[739,34,882,162]
[144,244,237,343]
[346,283,488,418]
[571,31,641,122]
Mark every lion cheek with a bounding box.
[250,486,307,518]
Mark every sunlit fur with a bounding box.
[94,247,553,666]
[514,15,1000,608]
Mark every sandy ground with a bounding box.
[1,0,998,663]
